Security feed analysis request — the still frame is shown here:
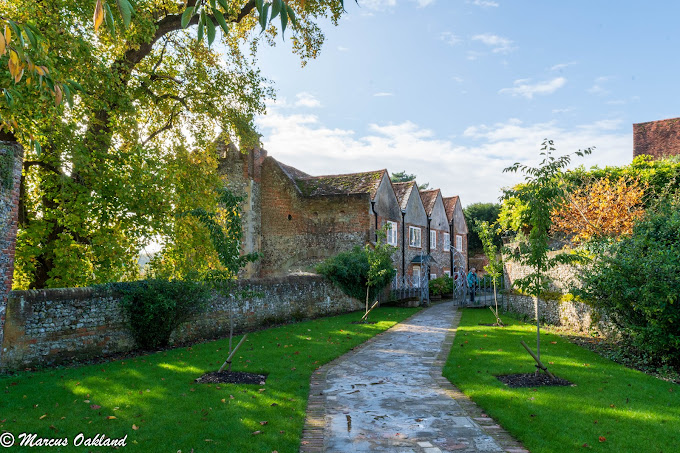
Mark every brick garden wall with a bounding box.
[0,139,23,367]
[0,274,362,371]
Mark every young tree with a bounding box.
[364,229,396,318]
[502,139,592,370]
[181,187,259,372]
[476,220,503,326]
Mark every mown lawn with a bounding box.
[0,307,418,452]
[443,309,680,453]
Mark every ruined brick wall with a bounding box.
[633,117,680,159]
[217,144,266,278]
[260,158,370,275]
[0,275,362,371]
[0,139,23,366]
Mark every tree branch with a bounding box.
[23,160,63,175]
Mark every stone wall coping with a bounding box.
[9,273,329,303]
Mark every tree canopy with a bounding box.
[390,170,429,190]
[3,0,351,289]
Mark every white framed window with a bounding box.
[444,233,450,250]
[413,266,421,287]
[430,273,437,280]
[386,221,398,246]
[430,230,437,250]
[456,234,463,251]
[444,270,451,277]
[393,268,399,286]
[409,226,421,247]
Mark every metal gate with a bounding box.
[450,245,505,308]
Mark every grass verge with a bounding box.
[0,307,418,452]
[443,309,680,453]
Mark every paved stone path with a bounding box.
[300,302,528,453]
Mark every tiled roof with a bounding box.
[294,169,387,198]
[275,160,312,181]
[392,181,416,210]
[419,189,440,216]
[443,196,460,223]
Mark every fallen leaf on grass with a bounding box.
[39,414,47,420]
[90,405,101,410]
[259,421,268,425]
[252,430,261,436]
[221,399,226,403]
[107,416,117,420]
[132,424,139,430]
[599,436,606,442]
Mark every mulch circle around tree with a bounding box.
[350,321,377,325]
[496,373,573,388]
[195,371,267,385]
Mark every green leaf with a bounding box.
[217,0,229,11]
[206,16,216,46]
[62,83,73,106]
[214,10,229,36]
[34,140,41,156]
[286,4,297,27]
[271,0,282,20]
[4,89,13,108]
[67,79,84,92]
[209,0,217,11]
[9,21,24,47]
[255,0,264,15]
[23,25,37,48]
[116,0,133,28]
[280,6,288,36]
[259,3,270,30]
[104,2,116,36]
[197,20,204,42]
[181,6,195,29]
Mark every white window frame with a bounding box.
[409,226,421,248]
[386,221,398,246]
[456,234,463,251]
[430,230,436,250]
[430,273,437,280]
[413,266,421,287]
[444,233,450,250]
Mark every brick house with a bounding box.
[218,145,469,288]
[443,196,469,276]
[419,189,451,279]
[633,117,680,159]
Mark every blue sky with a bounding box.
[250,0,680,205]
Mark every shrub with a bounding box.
[429,275,453,296]
[317,245,395,302]
[576,194,680,370]
[117,279,211,349]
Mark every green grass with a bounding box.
[0,307,418,452]
[443,309,680,453]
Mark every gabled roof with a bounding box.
[419,189,441,216]
[443,196,460,223]
[294,169,387,198]
[392,181,417,210]
[276,160,311,181]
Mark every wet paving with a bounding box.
[322,302,504,452]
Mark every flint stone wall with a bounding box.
[1,274,361,371]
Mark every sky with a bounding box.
[248,0,680,206]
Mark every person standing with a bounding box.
[467,267,478,303]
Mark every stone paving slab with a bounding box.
[300,302,529,453]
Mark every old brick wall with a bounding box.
[0,275,362,371]
[260,158,370,275]
[0,139,23,366]
[633,117,680,159]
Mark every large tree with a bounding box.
[2,1,349,289]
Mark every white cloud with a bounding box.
[499,77,566,99]
[373,92,395,97]
[471,33,515,53]
[440,31,461,46]
[588,76,613,96]
[413,0,436,6]
[337,46,350,52]
[550,61,577,71]
[361,0,397,10]
[472,0,499,7]
[552,107,574,114]
[256,110,631,206]
[294,92,321,108]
